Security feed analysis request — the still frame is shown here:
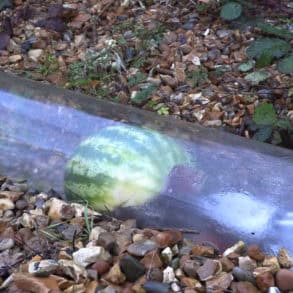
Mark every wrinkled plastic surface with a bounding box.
[0,72,293,254]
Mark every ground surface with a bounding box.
[1,175,293,292]
[0,0,292,149]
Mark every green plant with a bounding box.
[37,53,59,76]
[131,85,157,105]
[127,72,147,87]
[39,222,64,241]
[187,66,208,88]
[67,50,115,97]
[257,22,293,40]
[219,2,292,73]
[244,71,269,85]
[83,204,94,238]
[247,38,290,60]
[113,20,165,69]
[246,38,292,73]
[250,103,293,145]
[157,105,169,115]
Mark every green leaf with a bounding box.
[238,60,254,72]
[255,51,273,68]
[257,22,293,40]
[271,131,282,145]
[253,126,273,142]
[244,71,269,85]
[253,103,277,126]
[276,119,293,130]
[131,85,157,106]
[278,55,293,74]
[220,2,242,21]
[246,38,290,59]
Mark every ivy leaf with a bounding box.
[278,54,293,74]
[238,60,254,72]
[244,71,269,85]
[253,126,272,142]
[253,103,277,126]
[275,119,293,130]
[255,51,273,68]
[220,2,242,21]
[247,38,290,59]
[271,131,282,145]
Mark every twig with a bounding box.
[98,0,115,17]
[148,227,200,234]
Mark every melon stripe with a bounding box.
[95,129,164,167]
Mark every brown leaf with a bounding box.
[8,273,61,293]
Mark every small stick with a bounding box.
[148,227,200,234]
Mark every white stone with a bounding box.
[161,247,173,263]
[238,256,257,272]
[19,212,34,228]
[29,259,59,275]
[74,34,85,47]
[163,266,176,283]
[171,282,181,292]
[0,238,14,251]
[172,244,179,255]
[58,259,87,282]
[223,241,245,257]
[73,246,111,267]
[205,119,222,127]
[28,49,43,62]
[0,198,15,211]
[47,198,74,221]
[89,226,107,241]
[8,55,22,63]
[175,268,184,278]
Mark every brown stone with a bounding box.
[276,269,293,291]
[141,250,162,269]
[238,256,257,272]
[255,272,274,292]
[206,272,233,291]
[230,281,260,293]
[196,259,219,281]
[91,259,110,275]
[104,263,126,284]
[180,277,203,290]
[85,281,99,293]
[0,191,23,202]
[182,259,200,278]
[146,268,163,282]
[97,232,116,253]
[191,244,215,257]
[219,257,234,272]
[247,245,265,262]
[160,74,178,88]
[9,273,60,293]
[153,230,182,248]
[262,256,280,274]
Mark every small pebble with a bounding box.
[144,281,169,293]
[119,255,146,282]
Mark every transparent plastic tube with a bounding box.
[0,72,293,254]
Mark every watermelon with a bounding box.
[64,124,192,210]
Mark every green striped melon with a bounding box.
[64,124,192,210]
